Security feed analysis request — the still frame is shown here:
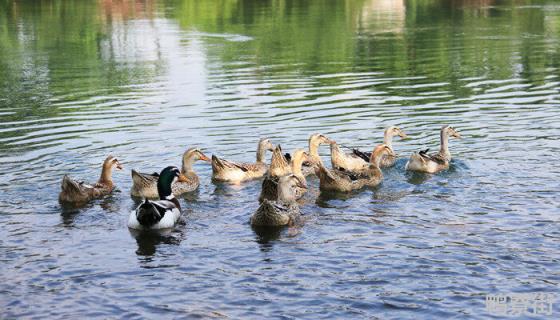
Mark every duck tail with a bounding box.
[352,149,371,163]
[131,169,143,184]
[61,175,82,193]
[136,200,161,227]
[212,154,226,171]
[316,162,336,183]
[131,169,157,184]
[410,152,426,164]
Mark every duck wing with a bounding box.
[419,148,447,165]
[259,175,279,202]
[135,199,177,227]
[284,153,292,163]
[335,167,370,181]
[212,155,249,172]
[131,169,159,184]
[61,175,94,194]
[352,149,371,163]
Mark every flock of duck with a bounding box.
[59,125,461,230]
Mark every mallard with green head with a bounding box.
[131,147,210,198]
[59,155,123,205]
[128,166,182,230]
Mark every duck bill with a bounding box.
[199,152,211,162]
[177,174,189,182]
[453,133,462,139]
[116,163,124,170]
[399,132,408,139]
[296,180,307,190]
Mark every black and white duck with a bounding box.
[128,166,183,230]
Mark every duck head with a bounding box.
[99,155,123,183]
[386,126,407,139]
[157,166,181,200]
[277,174,306,202]
[370,144,395,166]
[442,125,461,139]
[259,138,275,152]
[103,155,123,171]
[309,133,332,146]
[184,147,211,163]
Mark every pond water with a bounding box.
[1,0,559,318]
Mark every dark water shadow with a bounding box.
[59,202,92,226]
[315,188,365,207]
[406,171,433,185]
[59,191,121,226]
[129,228,183,257]
[251,225,284,247]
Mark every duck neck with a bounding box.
[439,130,450,158]
[383,130,393,149]
[291,155,305,179]
[98,165,113,186]
[369,151,383,175]
[256,144,266,163]
[309,140,323,165]
[157,178,180,209]
[182,154,195,174]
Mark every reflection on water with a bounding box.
[129,228,183,256]
[1,0,560,318]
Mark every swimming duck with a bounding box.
[128,166,182,230]
[285,133,331,176]
[259,145,291,202]
[405,125,461,174]
[59,155,123,204]
[317,144,394,192]
[251,174,305,227]
[290,149,310,198]
[330,140,369,172]
[131,148,210,198]
[211,138,274,184]
[259,147,309,202]
[334,126,407,170]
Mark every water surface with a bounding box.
[1,0,559,318]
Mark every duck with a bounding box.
[128,166,182,230]
[286,133,332,176]
[290,149,310,198]
[131,147,210,198]
[333,126,407,171]
[259,145,291,202]
[405,125,461,174]
[59,155,123,204]
[211,138,274,184]
[316,144,394,192]
[251,174,305,227]
[330,140,369,172]
[259,147,309,202]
